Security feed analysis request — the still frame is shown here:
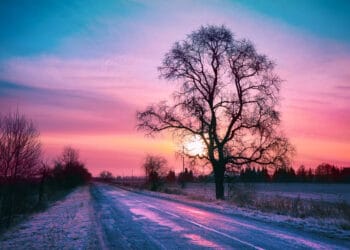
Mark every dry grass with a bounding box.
[227,183,350,223]
[161,186,186,195]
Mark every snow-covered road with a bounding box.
[1,183,349,249]
[91,183,349,249]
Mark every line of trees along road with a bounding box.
[0,111,91,228]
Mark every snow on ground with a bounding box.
[122,184,350,241]
[0,186,99,250]
[95,183,350,249]
[0,182,349,249]
[182,183,350,203]
[243,183,350,203]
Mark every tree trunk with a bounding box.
[38,171,46,205]
[214,164,225,200]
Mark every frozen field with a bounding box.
[182,183,350,203]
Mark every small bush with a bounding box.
[336,201,350,220]
[162,187,185,195]
[227,183,256,206]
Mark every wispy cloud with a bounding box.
[334,84,350,91]
[0,81,137,134]
[1,0,350,173]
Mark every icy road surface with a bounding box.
[1,183,349,249]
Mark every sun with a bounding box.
[183,135,206,156]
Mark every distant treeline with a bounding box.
[101,163,350,188]
[238,163,350,183]
[168,164,350,184]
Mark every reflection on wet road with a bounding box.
[91,183,349,249]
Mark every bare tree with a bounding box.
[54,146,91,187]
[38,160,50,205]
[137,25,294,199]
[99,170,113,180]
[59,146,79,166]
[143,155,167,177]
[142,155,167,190]
[0,110,41,224]
[0,110,41,182]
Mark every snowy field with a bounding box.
[181,183,350,203]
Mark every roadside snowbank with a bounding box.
[0,186,98,250]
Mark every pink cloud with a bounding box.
[1,1,350,174]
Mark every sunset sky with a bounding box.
[1,0,349,176]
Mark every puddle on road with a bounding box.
[175,205,238,231]
[129,208,223,248]
[183,233,221,248]
[106,190,128,197]
[129,208,184,232]
[177,206,206,215]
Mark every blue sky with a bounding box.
[1,0,349,59]
[0,0,146,58]
[237,0,350,43]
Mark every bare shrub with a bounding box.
[161,187,185,195]
[99,171,113,181]
[53,146,91,188]
[227,183,256,206]
[142,155,167,191]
